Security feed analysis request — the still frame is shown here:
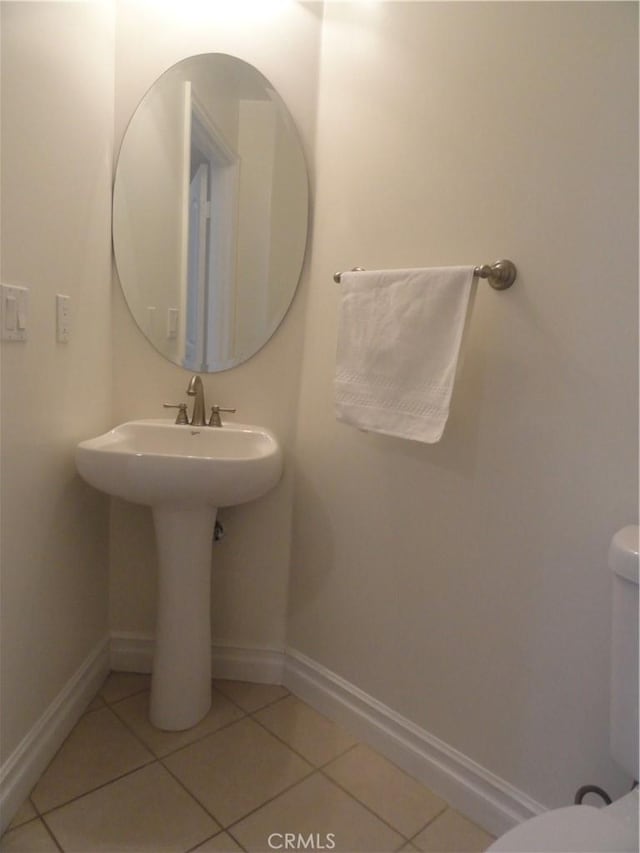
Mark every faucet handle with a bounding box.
[163,402,189,425]
[208,405,236,427]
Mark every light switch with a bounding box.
[5,295,17,330]
[56,294,71,342]
[17,303,27,331]
[167,307,179,339]
[1,284,28,341]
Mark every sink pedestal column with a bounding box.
[150,505,216,730]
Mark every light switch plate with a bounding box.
[1,284,29,341]
[167,307,179,339]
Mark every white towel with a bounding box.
[334,266,476,443]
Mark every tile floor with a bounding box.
[1,674,495,853]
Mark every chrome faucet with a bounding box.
[186,375,207,426]
[164,375,236,427]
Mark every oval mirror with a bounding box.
[113,54,309,372]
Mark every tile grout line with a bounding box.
[108,686,249,760]
[183,826,247,853]
[35,755,158,820]
[227,692,457,849]
[223,767,318,833]
[150,691,339,844]
[61,682,311,839]
[104,686,253,833]
[30,698,250,851]
[244,699,421,842]
[39,813,66,853]
[16,679,451,853]
[243,699,453,848]
[218,706,416,844]
[156,752,230,833]
[147,689,304,838]
[100,686,149,706]
[81,697,107,716]
[212,682,292,716]
[224,826,249,852]
[187,689,460,852]
[248,700,359,772]
[152,693,322,838]
[316,765,413,845]
[158,737,318,842]
[18,680,150,824]
[30,688,156,813]
[18,695,119,819]
[1,816,38,836]
[224,825,249,852]
[405,804,452,850]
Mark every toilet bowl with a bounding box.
[487,789,638,852]
[487,526,639,853]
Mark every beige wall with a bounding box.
[289,1,638,810]
[109,1,322,650]
[0,1,114,761]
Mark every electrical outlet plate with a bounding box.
[56,294,71,343]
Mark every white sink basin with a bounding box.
[76,418,282,508]
[75,417,282,732]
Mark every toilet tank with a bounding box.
[609,525,639,779]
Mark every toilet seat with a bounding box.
[487,800,637,853]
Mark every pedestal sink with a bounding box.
[75,419,282,730]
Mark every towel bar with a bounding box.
[333,259,517,290]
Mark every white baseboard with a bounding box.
[0,636,110,835]
[0,630,543,839]
[211,641,284,684]
[109,633,543,837]
[283,648,545,838]
[109,631,154,673]
[109,632,284,684]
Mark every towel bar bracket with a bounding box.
[333,267,364,283]
[333,260,517,290]
[474,259,517,290]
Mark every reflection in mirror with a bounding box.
[113,54,309,372]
